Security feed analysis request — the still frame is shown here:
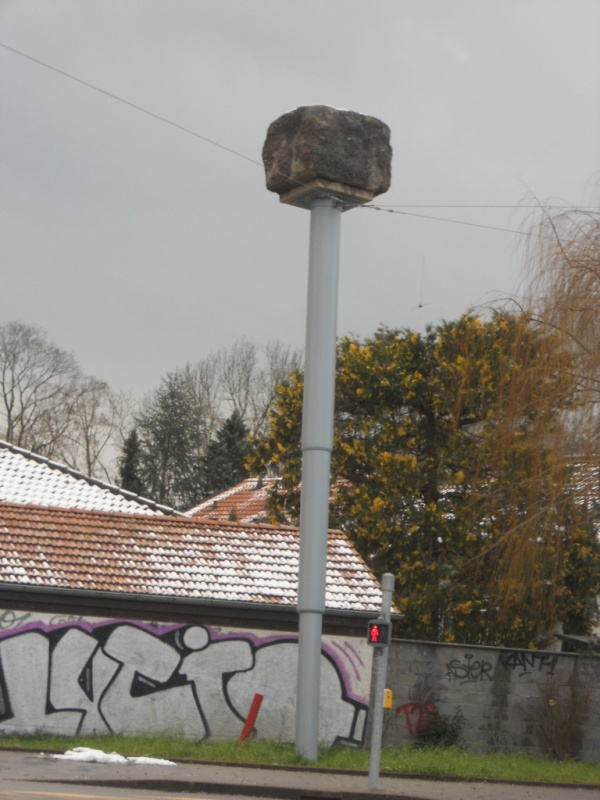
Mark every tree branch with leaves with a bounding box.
[250,313,599,647]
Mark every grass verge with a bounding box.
[1,734,599,786]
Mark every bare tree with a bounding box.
[216,339,302,436]
[0,322,81,452]
[218,339,258,423]
[183,356,223,445]
[0,322,129,479]
[59,378,133,481]
[251,340,303,436]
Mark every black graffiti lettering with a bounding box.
[0,610,31,631]
[446,653,493,684]
[499,651,557,677]
[48,615,83,625]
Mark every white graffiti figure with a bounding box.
[0,621,367,744]
[226,641,366,747]
[50,628,119,734]
[100,625,205,739]
[0,632,79,734]
[180,626,254,739]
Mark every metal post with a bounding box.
[368,572,395,790]
[295,196,342,761]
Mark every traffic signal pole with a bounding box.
[368,572,395,790]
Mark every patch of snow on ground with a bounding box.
[46,747,176,766]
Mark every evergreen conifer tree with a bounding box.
[117,428,146,496]
[202,410,250,498]
[135,371,207,509]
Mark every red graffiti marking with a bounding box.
[395,700,436,734]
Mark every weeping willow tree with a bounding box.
[250,312,599,647]
[523,203,600,455]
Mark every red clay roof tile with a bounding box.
[0,501,382,613]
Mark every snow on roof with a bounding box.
[187,477,280,523]
[0,501,382,613]
[0,441,179,516]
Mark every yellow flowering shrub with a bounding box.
[249,313,600,647]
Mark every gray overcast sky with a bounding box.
[1,1,599,397]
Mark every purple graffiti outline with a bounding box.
[330,640,365,682]
[0,616,369,707]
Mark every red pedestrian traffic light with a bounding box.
[367,619,391,647]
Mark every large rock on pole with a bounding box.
[262,105,392,209]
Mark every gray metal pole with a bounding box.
[368,572,395,790]
[295,196,341,761]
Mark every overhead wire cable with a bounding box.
[1,40,594,243]
[360,204,554,240]
[373,204,600,210]
[0,40,383,210]
[0,40,341,204]
[0,40,263,169]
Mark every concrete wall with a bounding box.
[3,607,600,762]
[0,608,372,747]
[384,639,600,763]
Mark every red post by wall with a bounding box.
[239,693,264,744]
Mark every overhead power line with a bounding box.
[375,204,600,209]
[1,40,596,243]
[0,40,263,169]
[362,204,552,239]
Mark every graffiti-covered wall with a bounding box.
[5,609,600,761]
[0,609,371,746]
[384,639,600,763]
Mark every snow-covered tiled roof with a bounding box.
[0,441,179,516]
[0,502,382,612]
[187,477,279,523]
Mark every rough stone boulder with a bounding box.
[262,106,392,205]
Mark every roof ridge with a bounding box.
[187,475,278,513]
[0,439,182,517]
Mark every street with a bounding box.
[0,748,597,800]
[0,781,252,800]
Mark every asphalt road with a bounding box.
[0,783,238,800]
[0,748,599,800]
[0,784,262,800]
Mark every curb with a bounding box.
[47,778,431,800]
[6,748,600,794]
